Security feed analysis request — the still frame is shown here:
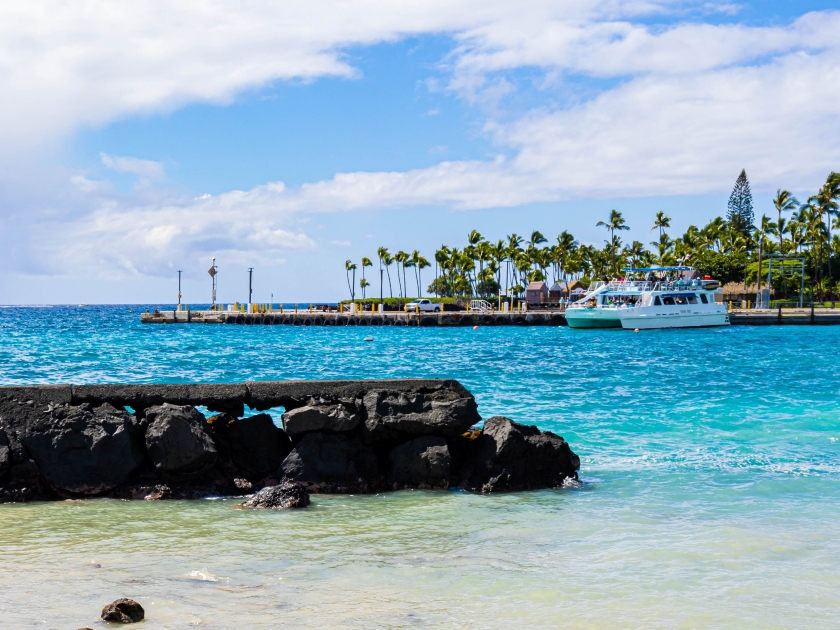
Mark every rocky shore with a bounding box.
[0,379,579,503]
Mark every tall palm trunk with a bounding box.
[755,239,763,307]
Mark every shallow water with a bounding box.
[0,306,838,628]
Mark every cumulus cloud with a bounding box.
[3,1,840,286]
[100,153,165,181]
[0,0,607,149]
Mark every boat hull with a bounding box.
[619,311,729,329]
[565,308,622,329]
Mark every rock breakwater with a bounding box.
[0,379,579,502]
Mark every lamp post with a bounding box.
[177,270,182,306]
[380,269,383,307]
[248,268,254,306]
[208,258,218,309]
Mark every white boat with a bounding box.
[565,279,643,329]
[566,266,729,330]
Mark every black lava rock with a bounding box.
[240,482,310,509]
[228,413,291,477]
[20,403,144,496]
[144,404,217,480]
[458,417,580,493]
[101,598,145,623]
[279,432,383,493]
[387,436,451,490]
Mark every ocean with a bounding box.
[0,305,837,628]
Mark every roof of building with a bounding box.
[526,281,548,291]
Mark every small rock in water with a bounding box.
[240,482,310,509]
[233,477,253,491]
[101,598,145,623]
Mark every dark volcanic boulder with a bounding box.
[20,404,144,495]
[144,404,216,480]
[0,429,9,478]
[282,402,360,436]
[388,436,451,490]
[228,414,292,476]
[240,482,310,509]
[458,417,579,493]
[361,388,480,443]
[101,598,145,623]
[279,432,383,493]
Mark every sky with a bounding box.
[1,0,839,305]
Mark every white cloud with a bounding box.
[100,153,165,180]
[4,1,840,287]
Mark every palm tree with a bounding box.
[404,253,417,299]
[753,215,777,304]
[360,257,372,299]
[625,240,646,268]
[651,211,671,241]
[376,247,394,297]
[773,190,798,250]
[506,234,523,300]
[415,254,430,297]
[529,230,547,248]
[814,173,840,297]
[378,247,394,298]
[468,230,484,247]
[344,260,357,302]
[596,209,630,275]
[650,233,674,266]
[394,251,408,299]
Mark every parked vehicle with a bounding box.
[404,299,441,313]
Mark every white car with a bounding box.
[404,299,441,313]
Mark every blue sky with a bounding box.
[1,0,839,304]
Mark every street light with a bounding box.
[208,258,218,309]
[177,270,182,306]
[248,268,254,306]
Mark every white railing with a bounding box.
[469,300,493,312]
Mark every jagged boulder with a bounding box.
[279,432,383,493]
[387,436,451,490]
[228,413,292,476]
[144,404,216,480]
[240,482,310,509]
[458,417,579,493]
[101,598,145,623]
[20,403,144,495]
[361,388,480,443]
[282,402,360,436]
[0,429,9,478]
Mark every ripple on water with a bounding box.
[0,307,838,627]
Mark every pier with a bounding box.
[140,306,840,326]
[140,307,567,327]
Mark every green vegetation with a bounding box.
[344,170,840,303]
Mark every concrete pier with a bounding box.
[139,307,840,326]
[140,309,567,326]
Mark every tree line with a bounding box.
[344,169,840,303]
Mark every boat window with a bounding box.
[687,295,698,304]
[674,296,687,305]
[663,296,675,305]
[654,296,662,306]
[699,294,708,304]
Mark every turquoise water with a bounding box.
[1,306,838,628]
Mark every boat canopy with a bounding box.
[622,266,694,272]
